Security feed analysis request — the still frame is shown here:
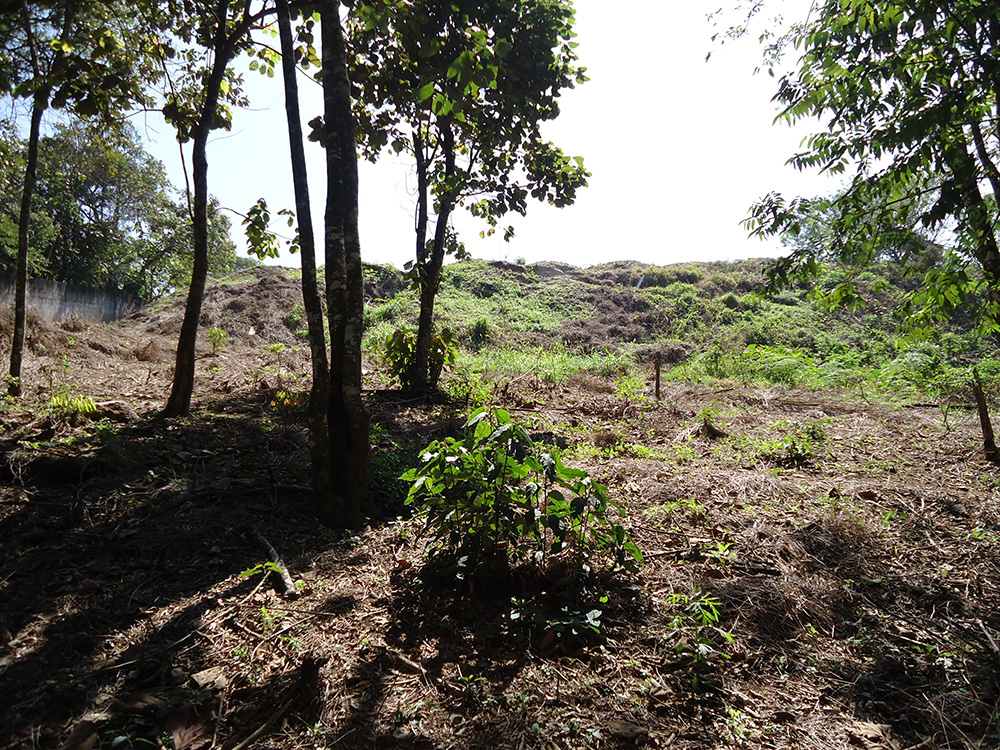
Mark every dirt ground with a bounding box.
[2,266,999,750]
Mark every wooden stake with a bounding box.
[654,352,661,401]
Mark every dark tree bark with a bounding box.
[163,1,255,417]
[9,94,44,398]
[276,0,336,517]
[409,118,456,390]
[319,0,369,528]
[9,0,75,397]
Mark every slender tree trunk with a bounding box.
[320,0,369,528]
[9,0,75,397]
[8,95,45,398]
[411,119,456,390]
[276,0,335,511]
[413,128,429,268]
[163,0,235,417]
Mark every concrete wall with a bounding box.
[0,272,141,323]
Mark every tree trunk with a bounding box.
[320,0,369,528]
[944,137,1000,313]
[276,0,334,512]
[9,0,75,397]
[410,118,456,390]
[163,0,234,417]
[8,94,44,398]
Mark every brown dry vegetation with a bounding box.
[2,266,1000,750]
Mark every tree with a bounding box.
[0,117,247,299]
[316,0,370,526]
[160,0,277,417]
[0,0,157,396]
[350,0,589,389]
[273,0,351,527]
[744,0,1000,338]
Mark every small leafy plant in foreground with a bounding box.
[403,407,643,644]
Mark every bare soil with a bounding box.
[2,266,999,750]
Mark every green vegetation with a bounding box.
[207,326,229,353]
[403,407,642,643]
[363,257,998,406]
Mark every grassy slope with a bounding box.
[362,257,1000,404]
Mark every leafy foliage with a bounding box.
[207,326,228,353]
[349,0,589,387]
[384,326,458,390]
[744,0,1000,337]
[0,118,247,299]
[403,407,643,573]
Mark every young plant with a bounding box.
[403,406,642,572]
[665,589,733,661]
[385,326,458,389]
[403,407,643,644]
[207,326,229,353]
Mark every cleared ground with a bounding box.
[1,265,999,750]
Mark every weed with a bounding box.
[207,326,228,353]
[754,419,829,467]
[645,497,707,523]
[614,373,648,405]
[442,363,493,407]
[466,317,496,348]
[696,404,720,429]
[672,443,698,464]
[48,393,96,426]
[665,589,733,662]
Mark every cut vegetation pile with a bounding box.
[1,258,999,750]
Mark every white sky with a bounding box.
[138,0,836,269]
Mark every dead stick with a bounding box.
[977,619,1000,656]
[235,603,344,617]
[227,694,296,750]
[252,530,300,599]
[654,353,661,401]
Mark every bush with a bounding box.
[384,327,458,389]
[403,407,643,641]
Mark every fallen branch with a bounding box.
[226,656,324,750]
[251,530,300,599]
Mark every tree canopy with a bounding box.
[0,118,247,299]
[744,0,1000,337]
[349,0,589,387]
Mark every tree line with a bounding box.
[0,118,249,298]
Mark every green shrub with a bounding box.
[384,327,458,389]
[207,326,228,353]
[403,408,642,643]
[404,406,642,571]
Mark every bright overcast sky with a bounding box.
[139,0,835,270]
